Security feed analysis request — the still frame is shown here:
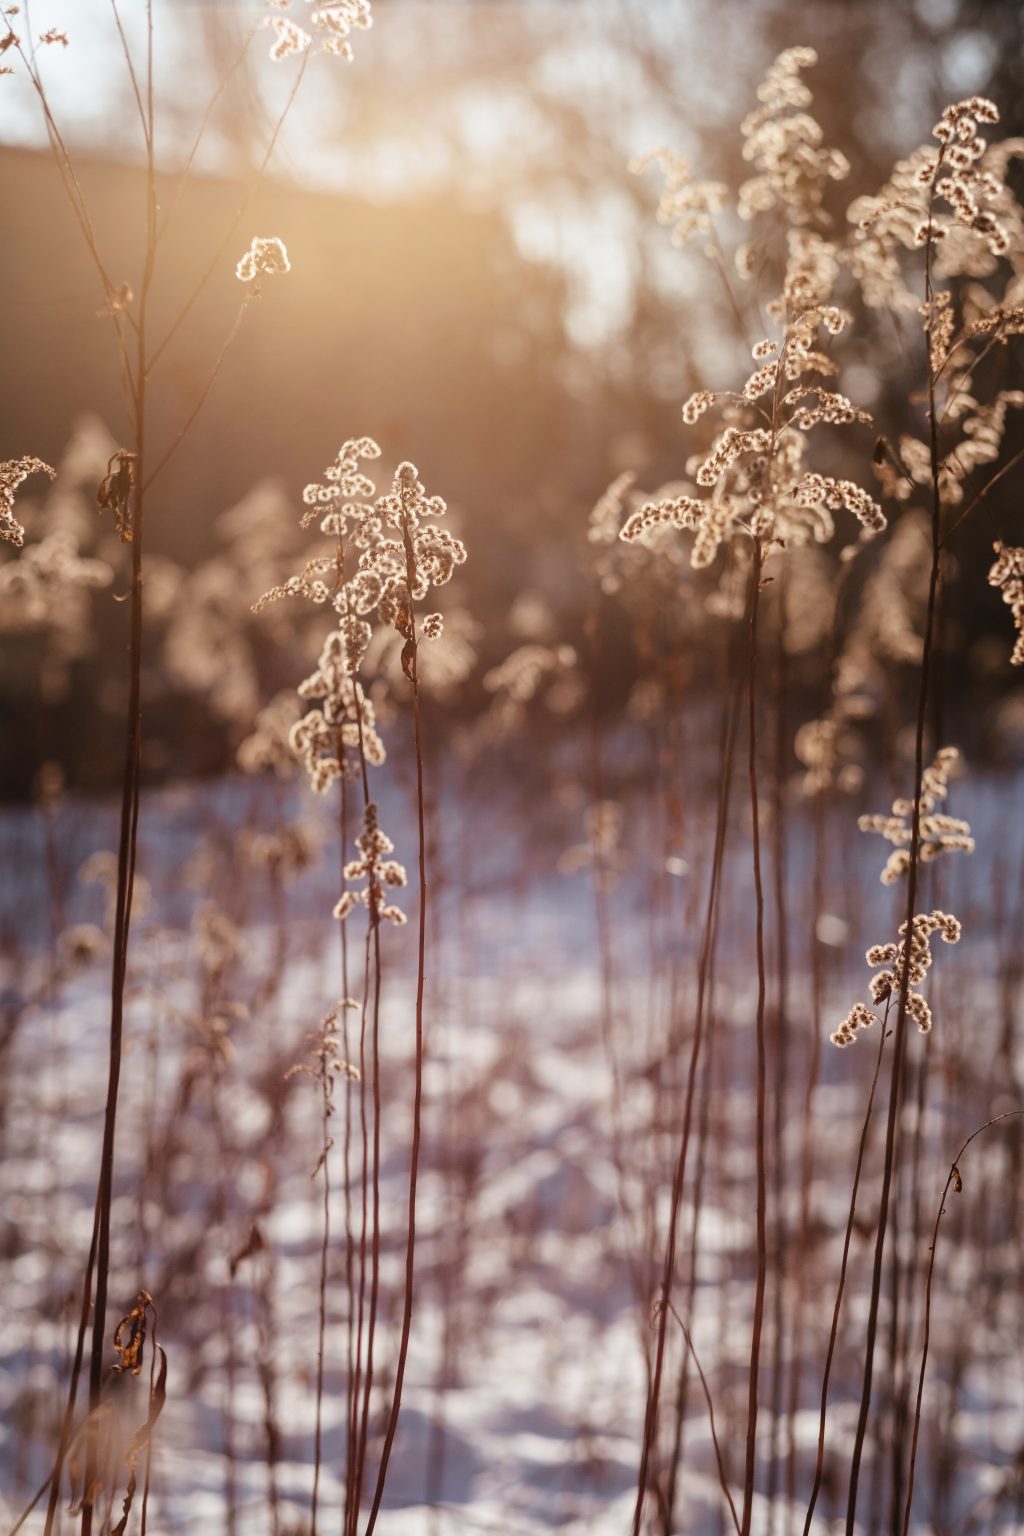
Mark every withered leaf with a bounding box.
[112,1345,168,1536]
[97,450,137,544]
[113,1291,153,1376]
[401,638,417,683]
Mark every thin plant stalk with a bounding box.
[631,572,750,1536]
[13,10,308,1524]
[801,1010,891,1536]
[663,617,745,1532]
[784,791,825,1533]
[662,1299,741,1536]
[362,527,431,1536]
[311,1042,332,1536]
[739,537,769,1536]
[766,579,791,1536]
[843,159,948,1536]
[81,15,157,1529]
[900,1112,1024,1536]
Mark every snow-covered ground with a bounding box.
[1,767,1022,1534]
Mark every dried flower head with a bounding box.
[832,911,961,1046]
[858,746,974,884]
[263,0,372,62]
[301,436,380,525]
[290,630,387,791]
[235,235,291,286]
[1,456,56,546]
[629,148,728,250]
[350,460,466,635]
[333,802,407,925]
[988,542,1024,666]
[622,73,883,584]
[738,47,850,235]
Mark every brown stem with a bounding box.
[662,1300,741,1536]
[784,790,826,1533]
[311,1059,332,1535]
[148,50,309,372]
[80,24,157,1521]
[347,927,373,1536]
[900,1112,1024,1535]
[631,576,749,1536]
[663,622,745,1532]
[363,527,430,1534]
[843,162,946,1536]
[739,540,769,1536]
[765,576,791,1535]
[801,1012,891,1535]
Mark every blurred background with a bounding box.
[2,0,1024,796]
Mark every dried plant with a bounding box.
[3,18,1024,1536]
[989,540,1024,664]
[621,47,1024,1536]
[0,456,55,547]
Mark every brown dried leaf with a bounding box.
[113,1291,153,1376]
[401,638,417,682]
[97,450,136,543]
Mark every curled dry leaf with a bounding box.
[97,450,137,543]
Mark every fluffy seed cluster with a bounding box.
[848,96,1016,314]
[252,432,465,967]
[235,236,291,286]
[260,440,462,613]
[858,746,974,884]
[628,149,728,250]
[588,472,637,546]
[263,0,372,62]
[333,802,407,926]
[795,473,886,535]
[873,391,1024,509]
[301,436,380,531]
[290,630,386,791]
[681,389,717,426]
[620,356,884,570]
[619,494,703,544]
[625,50,884,583]
[738,47,850,230]
[988,542,1024,666]
[929,97,1008,256]
[349,460,466,633]
[272,440,465,648]
[832,910,961,1046]
[1,456,56,547]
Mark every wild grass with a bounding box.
[1,9,1024,1536]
